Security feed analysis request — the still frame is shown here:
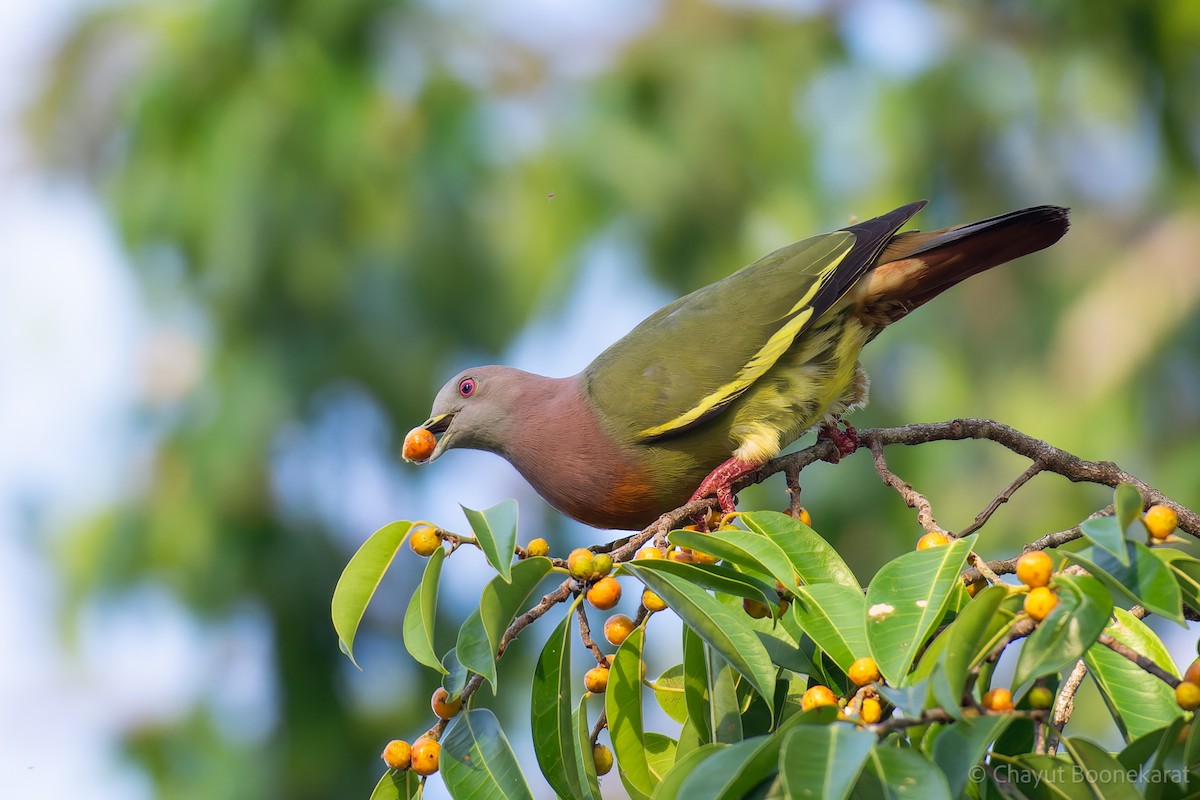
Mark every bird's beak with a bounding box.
[422,412,455,462]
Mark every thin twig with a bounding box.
[867,438,944,534]
[1045,660,1089,753]
[959,508,1112,584]
[785,467,803,519]
[1098,634,1179,687]
[589,712,608,746]
[970,552,1003,586]
[956,461,1045,537]
[576,602,608,665]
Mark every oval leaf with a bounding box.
[1083,607,1183,742]
[455,557,554,691]
[865,535,978,684]
[1115,482,1144,535]
[1068,542,1183,623]
[931,715,1011,798]
[1013,573,1113,689]
[676,735,781,800]
[629,558,778,610]
[653,744,728,800]
[859,747,951,799]
[442,646,468,697]
[622,561,777,716]
[683,625,713,743]
[1061,737,1142,800]
[1155,550,1200,612]
[462,499,518,583]
[670,528,800,594]
[402,546,447,673]
[532,602,586,800]
[574,695,602,800]
[910,584,1010,694]
[607,623,653,800]
[1081,516,1130,567]
[368,769,420,800]
[739,510,861,590]
[652,664,689,724]
[789,583,868,674]
[442,708,535,800]
[778,724,875,800]
[708,653,744,744]
[332,520,412,667]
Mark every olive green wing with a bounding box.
[583,201,926,441]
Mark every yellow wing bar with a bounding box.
[636,245,851,440]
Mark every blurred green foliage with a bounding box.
[33,0,1200,797]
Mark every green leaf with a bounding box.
[645,733,679,782]
[368,769,420,800]
[675,735,777,800]
[865,534,978,684]
[652,664,689,724]
[859,747,951,799]
[1084,607,1184,742]
[931,715,1010,797]
[1067,542,1183,623]
[728,596,816,674]
[777,724,875,800]
[1115,483,1145,535]
[1013,574,1113,689]
[622,562,777,715]
[1155,550,1200,612]
[789,583,868,674]
[442,708,535,800]
[708,653,744,744]
[1117,717,1187,790]
[683,626,712,743]
[910,585,1010,696]
[627,558,778,610]
[876,680,935,718]
[574,695,602,800]
[1061,737,1142,799]
[670,528,800,594]
[739,510,861,591]
[1004,754,1093,799]
[461,499,518,583]
[653,744,728,800]
[607,623,653,800]
[532,602,586,800]
[455,557,553,691]
[1081,516,1131,567]
[402,546,447,673]
[442,647,467,697]
[332,520,412,667]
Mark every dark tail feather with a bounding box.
[866,205,1070,315]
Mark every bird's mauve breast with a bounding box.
[503,379,668,530]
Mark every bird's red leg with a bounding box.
[688,457,760,520]
[817,418,859,460]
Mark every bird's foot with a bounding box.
[688,457,759,524]
[817,420,860,461]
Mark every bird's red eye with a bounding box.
[458,378,476,397]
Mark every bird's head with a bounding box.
[406,365,525,463]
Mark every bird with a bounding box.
[405,201,1069,530]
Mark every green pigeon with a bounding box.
[406,201,1068,530]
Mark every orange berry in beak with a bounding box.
[402,427,437,462]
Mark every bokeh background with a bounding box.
[3,0,1199,797]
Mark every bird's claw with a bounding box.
[818,421,860,461]
[688,457,755,527]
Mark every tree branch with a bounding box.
[738,419,1199,537]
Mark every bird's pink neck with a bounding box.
[497,375,658,529]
